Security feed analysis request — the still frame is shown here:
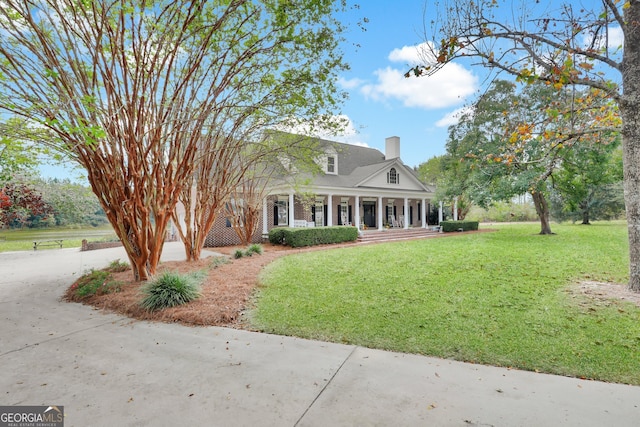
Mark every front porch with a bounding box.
[262,194,442,235]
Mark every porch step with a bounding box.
[357,228,440,244]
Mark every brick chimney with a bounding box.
[385,136,400,160]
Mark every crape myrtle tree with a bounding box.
[411,0,640,290]
[175,127,336,261]
[221,132,325,247]
[0,0,351,280]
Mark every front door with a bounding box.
[363,202,376,227]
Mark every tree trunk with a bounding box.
[531,191,553,235]
[580,201,590,225]
[581,208,590,225]
[622,2,640,292]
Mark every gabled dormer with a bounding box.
[319,147,338,175]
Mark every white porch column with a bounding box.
[421,199,427,228]
[453,197,459,221]
[403,197,409,229]
[378,196,384,230]
[262,197,268,235]
[327,194,333,226]
[288,193,295,226]
[438,201,443,224]
[355,195,360,230]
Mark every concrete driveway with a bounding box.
[1,243,639,426]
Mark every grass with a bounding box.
[251,221,640,385]
[0,225,115,252]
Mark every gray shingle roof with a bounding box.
[268,133,434,194]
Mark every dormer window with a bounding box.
[327,155,336,174]
[387,167,399,184]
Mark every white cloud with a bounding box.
[582,25,624,51]
[435,106,473,127]
[388,44,423,65]
[360,63,477,110]
[338,76,366,90]
[356,42,478,110]
[273,114,369,147]
[607,26,624,49]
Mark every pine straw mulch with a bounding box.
[62,241,359,328]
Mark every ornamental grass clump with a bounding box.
[247,243,263,255]
[139,271,204,312]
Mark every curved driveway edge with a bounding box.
[1,243,639,426]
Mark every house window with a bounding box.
[313,199,325,226]
[327,156,336,174]
[387,167,399,184]
[339,199,349,225]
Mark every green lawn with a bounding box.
[0,225,116,252]
[251,222,640,385]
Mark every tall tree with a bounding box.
[441,80,618,234]
[36,178,106,227]
[412,0,640,290]
[0,0,350,280]
[416,155,445,185]
[552,143,624,224]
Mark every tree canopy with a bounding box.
[0,0,352,280]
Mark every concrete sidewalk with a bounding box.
[1,243,639,426]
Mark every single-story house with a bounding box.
[203,135,437,247]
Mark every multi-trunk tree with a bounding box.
[0,0,351,280]
[413,0,640,290]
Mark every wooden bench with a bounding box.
[33,239,64,250]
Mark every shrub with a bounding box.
[440,220,479,232]
[268,228,287,245]
[72,269,121,298]
[271,226,358,248]
[139,271,204,311]
[233,249,245,259]
[247,243,263,255]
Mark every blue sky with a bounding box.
[325,0,623,169]
[40,0,621,179]
[326,0,481,168]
